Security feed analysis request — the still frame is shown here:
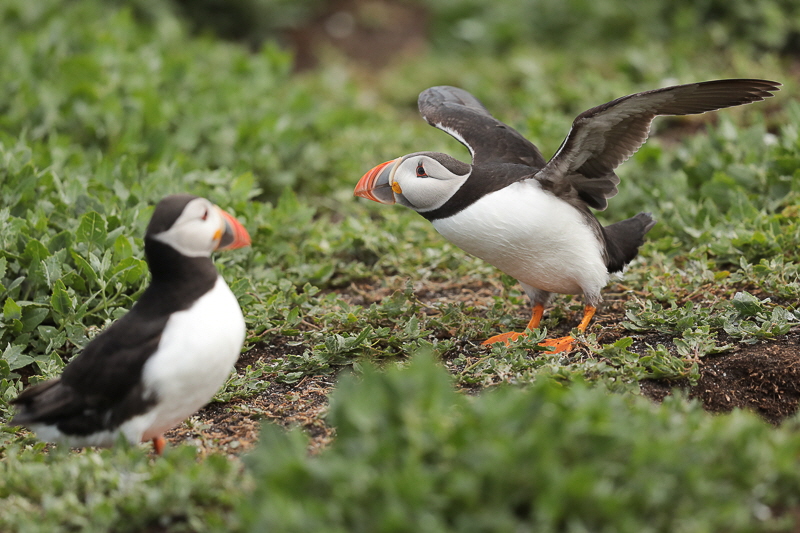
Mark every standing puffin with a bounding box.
[11,194,251,454]
[355,79,779,352]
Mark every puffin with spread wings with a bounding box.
[355,79,779,352]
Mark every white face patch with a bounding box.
[392,155,471,212]
[152,198,224,257]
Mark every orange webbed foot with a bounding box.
[481,303,544,346]
[481,331,527,346]
[152,435,166,455]
[538,335,576,354]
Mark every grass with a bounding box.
[0,0,799,530]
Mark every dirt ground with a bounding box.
[641,335,800,424]
[165,280,800,455]
[165,338,336,456]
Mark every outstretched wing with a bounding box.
[536,78,780,210]
[418,85,547,168]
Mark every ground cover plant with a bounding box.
[242,356,800,533]
[1,0,799,530]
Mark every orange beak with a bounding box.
[354,158,399,204]
[215,207,251,250]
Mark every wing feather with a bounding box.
[418,86,547,168]
[537,79,780,210]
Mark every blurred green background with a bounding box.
[2,0,794,203]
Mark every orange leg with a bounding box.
[482,304,545,345]
[483,304,597,354]
[152,435,166,455]
[538,305,597,354]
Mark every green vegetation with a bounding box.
[0,444,245,532]
[170,0,800,55]
[6,358,800,532]
[1,0,799,530]
[243,356,800,533]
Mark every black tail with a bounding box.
[602,212,656,273]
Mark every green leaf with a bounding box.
[50,280,73,317]
[112,234,133,261]
[76,211,108,247]
[41,255,64,288]
[3,298,21,321]
[22,238,50,264]
[37,325,68,354]
[2,344,34,371]
[111,257,147,285]
[243,356,800,532]
[731,291,763,317]
[21,307,49,333]
[47,230,73,253]
[69,250,99,288]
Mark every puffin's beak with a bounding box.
[354,158,399,204]
[215,207,251,251]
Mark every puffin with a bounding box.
[11,194,251,454]
[355,79,779,352]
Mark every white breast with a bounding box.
[135,276,245,441]
[28,276,245,449]
[432,181,609,296]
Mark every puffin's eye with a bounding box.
[201,209,209,221]
[416,163,427,177]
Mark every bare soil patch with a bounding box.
[641,332,800,424]
[165,337,335,455]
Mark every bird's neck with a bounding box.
[143,239,219,304]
